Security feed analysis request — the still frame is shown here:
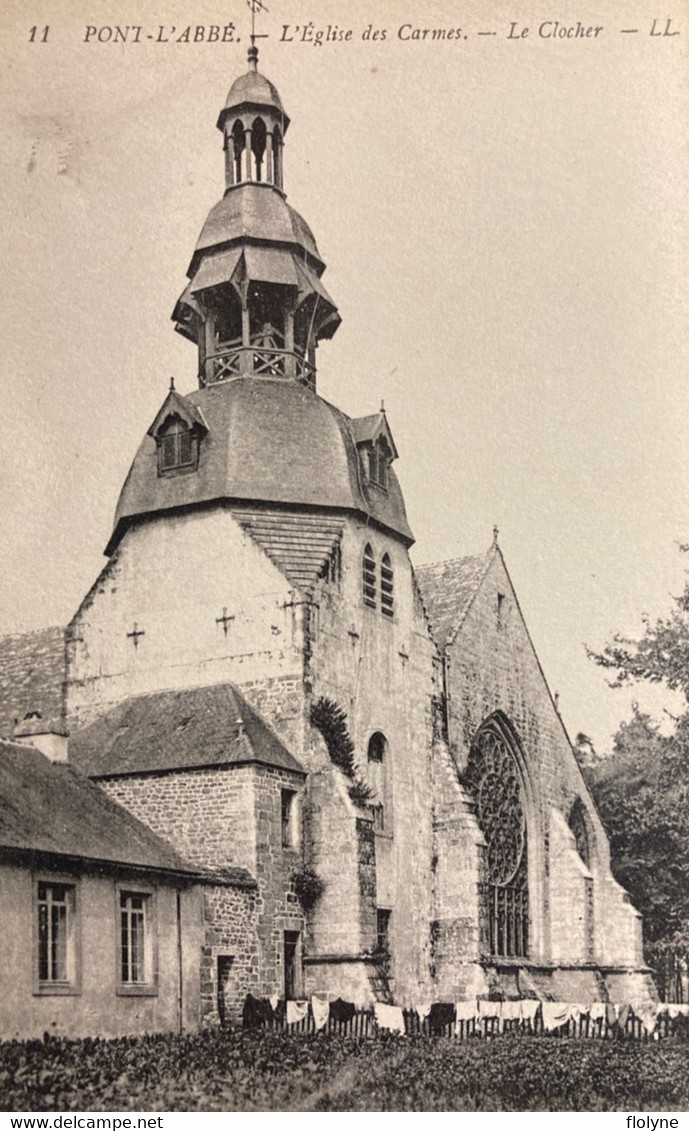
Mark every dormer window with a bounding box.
[157,414,198,475]
[368,438,391,491]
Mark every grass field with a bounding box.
[2,1029,689,1112]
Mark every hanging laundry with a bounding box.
[311,995,330,1032]
[428,1002,456,1032]
[286,999,309,1025]
[665,1003,689,1019]
[521,1000,540,1026]
[588,1002,607,1023]
[605,1002,619,1028]
[374,1002,406,1033]
[455,999,479,1022]
[329,997,356,1023]
[242,992,271,1029]
[631,1003,658,1034]
[478,1000,503,1020]
[501,1000,524,1022]
[269,993,279,1012]
[541,1002,576,1032]
[416,1001,432,1022]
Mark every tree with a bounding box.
[586,554,689,997]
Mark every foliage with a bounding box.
[586,709,689,950]
[1,1029,689,1112]
[292,866,325,910]
[586,549,689,968]
[310,697,374,807]
[586,550,689,705]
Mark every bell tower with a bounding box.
[172,48,341,391]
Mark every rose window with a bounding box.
[465,723,529,958]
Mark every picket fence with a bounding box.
[257,1005,689,1042]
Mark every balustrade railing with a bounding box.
[202,343,316,387]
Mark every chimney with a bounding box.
[13,711,69,762]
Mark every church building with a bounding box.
[0,50,655,1039]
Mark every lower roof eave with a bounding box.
[105,496,415,557]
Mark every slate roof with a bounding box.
[233,510,344,590]
[108,377,414,554]
[190,185,320,274]
[219,68,289,125]
[0,627,65,739]
[69,682,305,779]
[415,549,494,649]
[0,739,204,878]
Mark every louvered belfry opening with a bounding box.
[464,720,529,959]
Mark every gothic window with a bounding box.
[380,554,394,618]
[367,732,392,836]
[464,720,529,958]
[157,414,198,475]
[231,119,245,182]
[363,543,376,607]
[568,799,591,869]
[376,908,391,954]
[368,732,386,762]
[251,117,267,180]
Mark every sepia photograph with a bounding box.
[0,0,688,1114]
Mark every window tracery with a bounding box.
[363,543,376,607]
[464,721,529,958]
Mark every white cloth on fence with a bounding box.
[374,1002,405,1033]
[286,999,309,1025]
[455,999,479,1022]
[588,1002,607,1023]
[269,994,279,1012]
[501,1000,524,1022]
[478,1000,503,1020]
[664,1003,689,1019]
[542,1002,577,1031]
[311,995,330,1032]
[521,1000,540,1025]
[416,1001,432,1022]
[631,1003,658,1034]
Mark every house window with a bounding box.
[37,881,76,989]
[363,543,376,607]
[118,889,156,993]
[281,789,298,849]
[380,554,394,618]
[157,414,197,475]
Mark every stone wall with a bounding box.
[65,508,304,738]
[446,548,646,978]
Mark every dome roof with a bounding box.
[107,379,413,554]
[224,69,286,116]
[190,184,322,274]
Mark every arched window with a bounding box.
[367,732,391,834]
[231,120,245,183]
[251,117,267,180]
[568,799,591,869]
[157,414,197,474]
[464,720,529,958]
[380,554,394,618]
[363,543,376,608]
[368,732,386,762]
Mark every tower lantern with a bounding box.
[172,49,340,391]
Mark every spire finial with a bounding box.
[380,398,386,414]
[247,0,269,70]
[170,376,175,391]
[492,524,499,545]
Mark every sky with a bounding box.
[0,0,687,752]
